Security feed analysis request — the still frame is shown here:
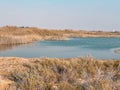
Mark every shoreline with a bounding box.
[0,26,120,45]
[115,49,120,54]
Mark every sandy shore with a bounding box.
[115,49,120,54]
[0,26,120,90]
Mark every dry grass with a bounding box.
[0,26,120,45]
[0,57,120,90]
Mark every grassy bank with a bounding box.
[0,57,120,90]
[0,26,120,90]
[0,26,120,45]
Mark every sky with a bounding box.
[0,0,120,31]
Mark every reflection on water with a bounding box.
[0,44,25,52]
[0,38,120,59]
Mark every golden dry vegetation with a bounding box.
[0,26,120,45]
[0,57,120,90]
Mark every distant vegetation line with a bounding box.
[0,26,120,45]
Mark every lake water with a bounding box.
[0,37,120,59]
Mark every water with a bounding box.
[0,37,120,59]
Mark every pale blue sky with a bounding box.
[0,0,120,31]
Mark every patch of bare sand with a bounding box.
[115,49,120,54]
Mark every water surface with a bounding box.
[0,38,120,59]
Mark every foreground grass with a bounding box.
[0,57,120,90]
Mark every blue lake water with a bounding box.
[0,37,120,59]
